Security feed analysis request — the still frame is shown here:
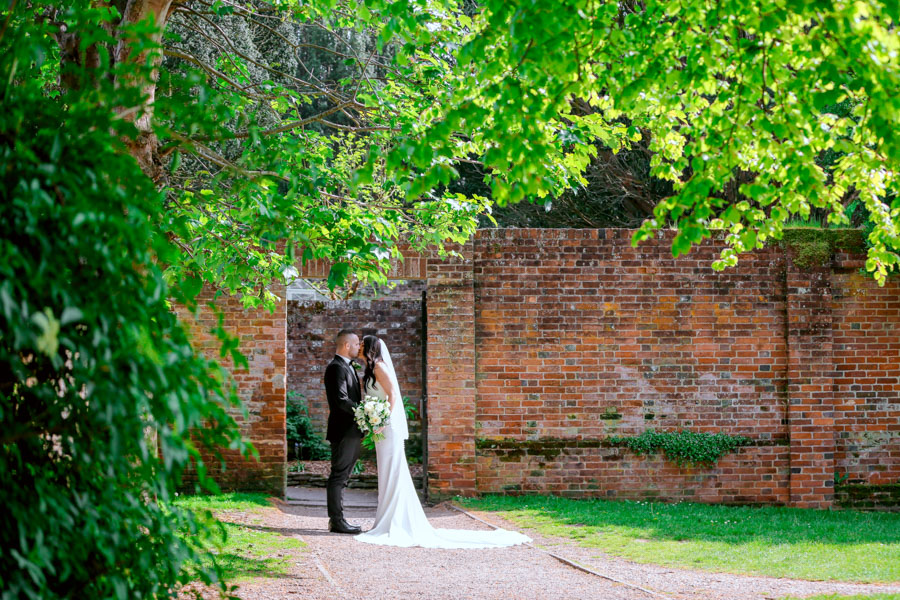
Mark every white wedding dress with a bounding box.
[355,353,531,549]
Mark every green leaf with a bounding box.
[327,262,350,290]
[181,275,203,302]
[671,234,691,257]
[31,307,60,357]
[357,1,371,22]
[60,307,83,325]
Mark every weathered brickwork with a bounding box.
[185,229,899,508]
[425,243,478,496]
[175,286,287,495]
[476,440,789,504]
[472,229,793,503]
[832,271,900,487]
[286,283,425,452]
[786,260,835,508]
[835,483,900,510]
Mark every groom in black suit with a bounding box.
[323,329,363,534]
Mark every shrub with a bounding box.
[286,392,331,460]
[0,10,246,598]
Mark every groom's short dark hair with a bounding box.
[335,329,356,345]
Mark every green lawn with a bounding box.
[173,491,273,512]
[174,493,305,582]
[457,495,900,583]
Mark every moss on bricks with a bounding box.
[780,228,866,269]
[835,483,900,510]
[599,407,623,420]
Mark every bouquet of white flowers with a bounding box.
[354,394,391,448]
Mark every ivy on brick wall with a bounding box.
[607,430,753,467]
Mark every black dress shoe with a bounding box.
[329,518,362,534]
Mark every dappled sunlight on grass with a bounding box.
[174,493,305,582]
[173,492,274,512]
[458,495,900,583]
[204,522,306,582]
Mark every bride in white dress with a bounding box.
[354,335,531,549]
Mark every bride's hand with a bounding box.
[375,426,385,435]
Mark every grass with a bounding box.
[172,491,273,512]
[174,493,306,582]
[457,495,900,583]
[200,520,306,581]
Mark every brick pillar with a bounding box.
[425,244,477,498]
[786,263,835,508]
[176,285,287,496]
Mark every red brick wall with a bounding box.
[471,229,793,503]
[175,286,287,495]
[786,261,836,508]
[476,440,790,503]
[425,243,478,496]
[183,229,900,509]
[832,271,900,485]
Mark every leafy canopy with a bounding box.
[87,0,900,307]
[385,0,900,282]
[155,0,495,304]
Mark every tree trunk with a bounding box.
[58,0,175,183]
[114,0,175,182]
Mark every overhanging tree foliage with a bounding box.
[1,1,493,597]
[396,0,899,281]
[151,0,495,304]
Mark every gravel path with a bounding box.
[197,493,900,600]
[227,500,646,600]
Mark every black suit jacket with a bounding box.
[324,355,362,442]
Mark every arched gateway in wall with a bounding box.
[179,229,900,511]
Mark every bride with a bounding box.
[354,335,531,549]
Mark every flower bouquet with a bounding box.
[354,394,391,449]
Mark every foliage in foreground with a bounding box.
[0,8,249,600]
[459,495,900,582]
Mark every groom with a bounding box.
[323,329,363,534]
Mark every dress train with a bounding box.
[355,383,530,549]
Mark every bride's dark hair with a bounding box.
[361,335,383,391]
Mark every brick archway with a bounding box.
[177,243,478,498]
[285,280,427,476]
